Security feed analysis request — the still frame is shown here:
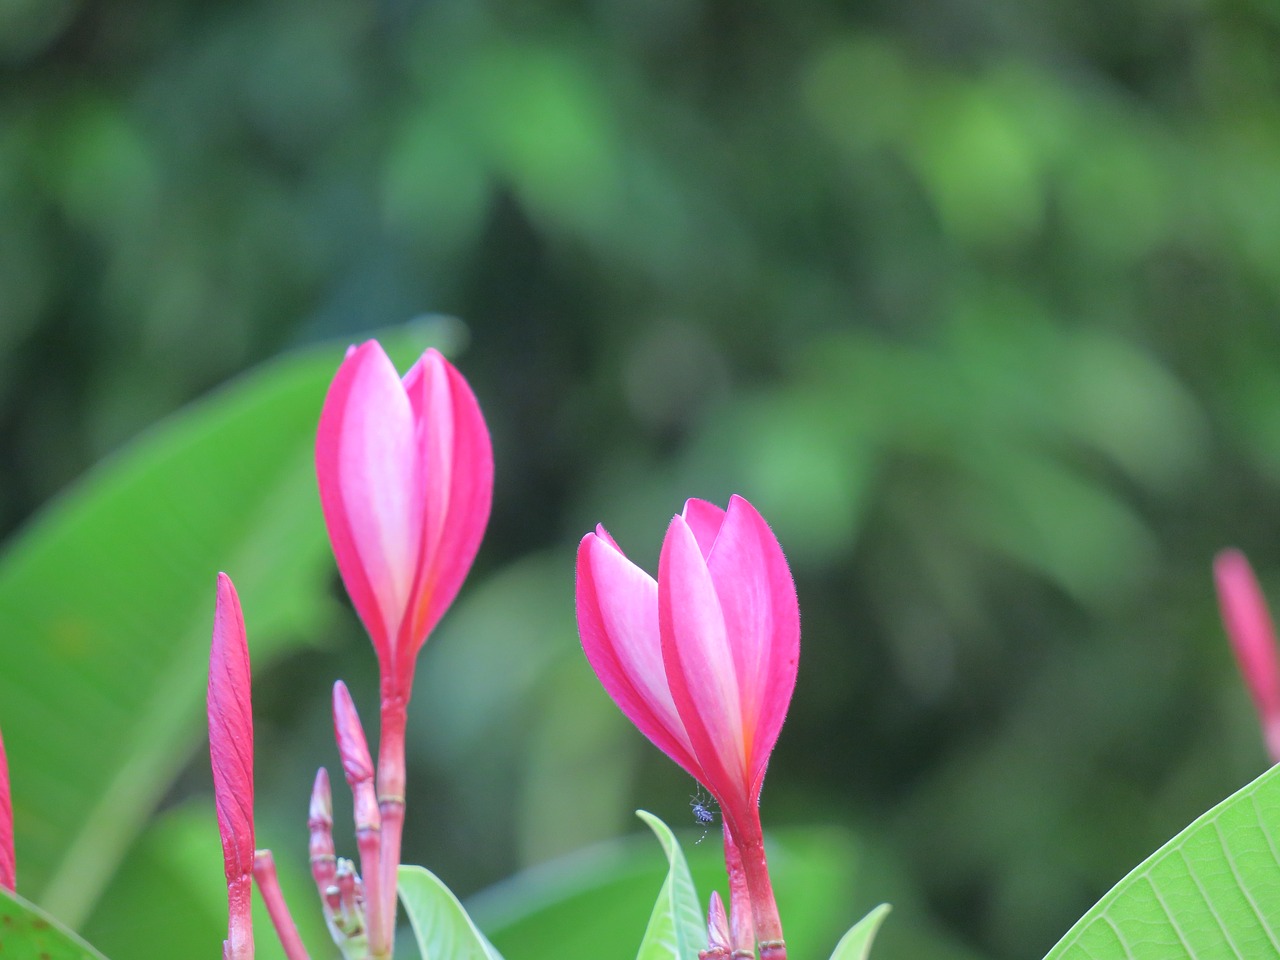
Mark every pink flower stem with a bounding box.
[730,813,786,960]
[356,813,386,959]
[253,850,312,960]
[333,681,386,959]
[721,822,755,958]
[225,871,253,960]
[376,679,410,955]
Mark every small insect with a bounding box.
[690,791,718,844]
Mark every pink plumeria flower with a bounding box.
[0,720,13,892]
[576,495,798,958]
[316,340,493,956]
[315,341,493,699]
[208,573,255,960]
[1215,549,1280,763]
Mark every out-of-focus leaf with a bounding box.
[829,904,891,960]
[79,802,327,960]
[399,864,505,960]
[634,811,704,960]
[0,321,451,924]
[1043,762,1280,959]
[0,886,109,959]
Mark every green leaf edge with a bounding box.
[634,809,706,960]
[1042,761,1280,959]
[398,863,506,960]
[828,903,891,960]
[0,886,111,959]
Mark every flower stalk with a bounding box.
[722,823,757,959]
[253,850,311,960]
[375,689,409,952]
[332,681,387,959]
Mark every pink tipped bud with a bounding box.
[331,681,386,956]
[1215,549,1280,763]
[309,768,337,897]
[332,683,379,831]
[698,891,731,960]
[0,722,13,892]
[208,573,255,960]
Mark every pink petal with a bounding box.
[575,532,701,778]
[704,496,799,795]
[398,350,494,672]
[659,515,750,812]
[682,499,727,558]
[317,341,422,664]
[208,573,255,960]
[0,721,13,892]
[1215,548,1280,761]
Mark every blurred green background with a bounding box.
[2,0,1280,958]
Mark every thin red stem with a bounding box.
[727,809,786,960]
[721,822,755,956]
[376,685,409,955]
[225,873,253,960]
[334,682,387,959]
[253,850,311,960]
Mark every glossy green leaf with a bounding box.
[0,886,110,959]
[399,863,506,960]
[0,321,454,925]
[830,904,891,960]
[1043,762,1280,959]
[634,810,705,960]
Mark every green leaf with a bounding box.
[0,886,110,959]
[399,864,506,960]
[634,810,705,960]
[0,320,456,925]
[829,904,891,960]
[1043,761,1280,959]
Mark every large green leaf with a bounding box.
[634,811,705,960]
[829,904,891,960]
[1044,762,1280,959]
[399,864,506,960]
[0,886,110,959]
[0,321,451,925]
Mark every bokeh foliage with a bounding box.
[3,0,1280,958]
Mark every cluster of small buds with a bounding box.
[326,859,369,957]
[308,759,374,959]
